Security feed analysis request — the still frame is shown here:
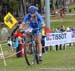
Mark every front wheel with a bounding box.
[24,42,39,65]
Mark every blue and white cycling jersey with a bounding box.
[22,12,44,35]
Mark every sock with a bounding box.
[39,53,42,57]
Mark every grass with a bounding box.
[69,2,75,9]
[51,21,75,31]
[51,15,75,31]
[51,15,75,20]
[0,44,75,71]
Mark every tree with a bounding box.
[0,0,19,21]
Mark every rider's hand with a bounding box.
[41,23,46,28]
[25,27,33,33]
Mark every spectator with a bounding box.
[45,27,52,35]
[55,27,61,33]
[11,21,25,58]
[60,25,65,32]
[70,26,75,46]
[13,30,24,58]
[58,7,65,18]
[66,27,70,32]
[54,27,60,51]
[42,27,52,53]
[7,37,13,51]
[60,25,66,50]
[66,27,72,47]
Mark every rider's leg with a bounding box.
[36,34,42,61]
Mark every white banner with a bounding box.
[45,32,75,46]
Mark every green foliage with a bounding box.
[8,0,19,11]
[2,0,19,11]
[51,21,75,31]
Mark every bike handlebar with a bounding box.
[24,27,42,33]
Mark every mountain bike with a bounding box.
[23,28,40,65]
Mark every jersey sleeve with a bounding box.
[37,12,44,25]
[22,14,30,24]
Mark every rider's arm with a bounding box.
[19,14,30,30]
[37,13,46,28]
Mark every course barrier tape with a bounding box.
[5,50,22,59]
[0,44,7,66]
[0,43,23,60]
